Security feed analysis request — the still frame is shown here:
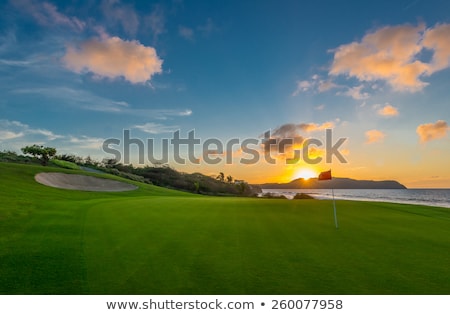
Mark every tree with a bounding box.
[226,175,233,183]
[237,182,247,194]
[21,145,56,166]
[194,181,200,194]
[216,172,225,182]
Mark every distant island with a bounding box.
[260,177,407,189]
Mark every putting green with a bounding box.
[0,162,449,294]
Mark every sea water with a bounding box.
[261,189,450,208]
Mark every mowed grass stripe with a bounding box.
[83,197,449,294]
[0,163,449,294]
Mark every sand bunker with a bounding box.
[35,172,138,192]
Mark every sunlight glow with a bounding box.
[293,168,317,180]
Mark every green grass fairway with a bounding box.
[1,163,449,294]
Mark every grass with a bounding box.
[0,162,449,294]
[50,159,81,170]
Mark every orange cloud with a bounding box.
[63,36,163,84]
[329,23,450,92]
[299,121,335,132]
[423,24,450,72]
[416,120,449,143]
[365,129,385,144]
[377,104,399,117]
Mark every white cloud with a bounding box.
[0,119,106,157]
[63,36,163,84]
[134,122,179,134]
[0,59,34,66]
[292,75,341,96]
[69,136,105,149]
[315,104,325,111]
[12,87,130,112]
[12,0,85,31]
[416,120,449,143]
[0,130,24,140]
[12,87,193,120]
[0,119,61,141]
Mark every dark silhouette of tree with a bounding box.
[216,172,225,182]
[21,145,56,166]
[226,175,233,183]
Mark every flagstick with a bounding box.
[332,188,338,229]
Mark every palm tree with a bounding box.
[226,175,233,183]
[216,172,225,182]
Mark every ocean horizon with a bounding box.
[261,188,450,208]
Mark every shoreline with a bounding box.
[261,188,450,208]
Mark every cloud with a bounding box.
[127,109,192,120]
[423,24,450,72]
[292,75,341,96]
[12,0,85,31]
[317,80,338,92]
[416,120,449,143]
[299,122,335,132]
[179,26,194,41]
[365,129,386,143]
[12,87,193,118]
[339,85,370,100]
[68,136,105,149]
[145,5,166,42]
[134,122,179,134]
[329,23,450,92]
[0,119,108,157]
[292,80,312,95]
[101,0,139,36]
[0,119,62,142]
[377,104,399,117]
[0,130,24,140]
[0,59,35,67]
[315,104,325,110]
[63,36,163,84]
[271,121,334,138]
[12,87,130,112]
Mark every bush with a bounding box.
[262,192,287,199]
[293,193,315,199]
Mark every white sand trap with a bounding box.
[35,172,138,192]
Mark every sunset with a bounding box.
[0,0,449,313]
[0,0,449,188]
[293,168,317,180]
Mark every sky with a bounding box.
[1,0,450,187]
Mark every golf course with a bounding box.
[0,162,449,295]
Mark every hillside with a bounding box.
[260,177,407,189]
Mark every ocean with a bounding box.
[261,189,450,208]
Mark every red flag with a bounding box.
[318,170,332,180]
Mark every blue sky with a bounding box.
[1,0,450,187]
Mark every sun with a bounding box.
[293,168,317,180]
